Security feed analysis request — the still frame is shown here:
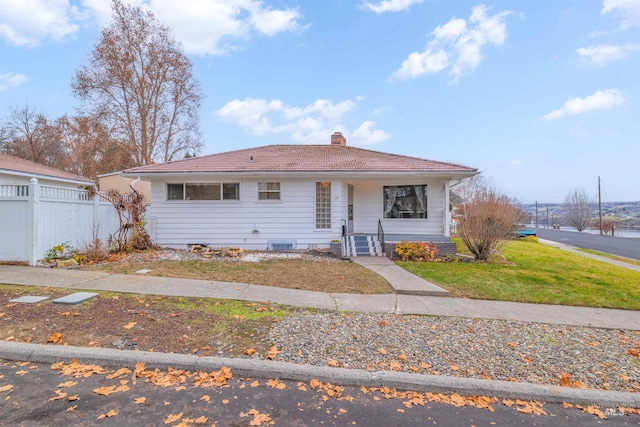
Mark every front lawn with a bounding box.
[398,240,640,310]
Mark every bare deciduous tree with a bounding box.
[72,0,203,166]
[1,105,67,168]
[562,189,594,232]
[57,115,135,179]
[454,176,527,261]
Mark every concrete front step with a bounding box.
[345,235,384,257]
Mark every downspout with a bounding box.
[129,176,141,193]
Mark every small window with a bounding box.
[223,183,239,200]
[167,184,184,200]
[383,185,427,219]
[258,182,280,200]
[167,183,239,201]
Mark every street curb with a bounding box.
[1,342,638,408]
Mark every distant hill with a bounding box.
[521,201,640,231]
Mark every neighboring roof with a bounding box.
[0,153,94,184]
[123,145,477,175]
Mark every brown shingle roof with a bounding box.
[124,145,477,174]
[0,153,94,184]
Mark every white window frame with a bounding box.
[382,184,428,219]
[315,181,332,230]
[167,183,240,201]
[258,182,281,201]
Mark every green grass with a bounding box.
[575,248,640,267]
[398,240,640,310]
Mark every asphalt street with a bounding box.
[535,229,640,261]
[0,360,634,426]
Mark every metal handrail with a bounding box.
[377,219,386,258]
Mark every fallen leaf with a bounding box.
[124,322,136,330]
[0,385,13,392]
[47,332,63,344]
[327,360,339,367]
[200,395,210,402]
[68,395,79,401]
[97,409,117,419]
[245,348,257,356]
[134,397,146,404]
[251,380,260,388]
[94,386,117,396]
[559,372,571,387]
[66,405,77,412]
[164,412,183,424]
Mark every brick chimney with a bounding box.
[331,131,346,146]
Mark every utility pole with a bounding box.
[598,176,603,235]
[535,201,538,228]
[546,205,550,229]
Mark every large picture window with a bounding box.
[315,182,331,229]
[383,185,427,219]
[167,183,239,201]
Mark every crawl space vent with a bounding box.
[268,240,297,251]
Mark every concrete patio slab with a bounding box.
[9,296,49,304]
[53,292,98,305]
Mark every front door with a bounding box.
[348,185,354,233]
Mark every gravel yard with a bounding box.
[267,312,640,393]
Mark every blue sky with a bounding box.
[1,0,638,203]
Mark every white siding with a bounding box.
[0,173,87,188]
[147,176,449,250]
[149,178,346,249]
[352,179,446,235]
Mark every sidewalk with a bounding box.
[0,264,638,330]
[1,264,639,408]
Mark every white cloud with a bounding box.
[92,0,302,56]
[215,97,391,145]
[362,0,423,14]
[0,0,81,47]
[542,89,625,120]
[601,0,640,30]
[390,4,511,82]
[577,44,640,65]
[0,0,301,55]
[510,159,522,166]
[351,121,392,145]
[0,72,28,90]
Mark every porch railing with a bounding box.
[377,219,386,258]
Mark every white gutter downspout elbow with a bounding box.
[130,176,141,192]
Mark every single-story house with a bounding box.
[123,132,477,256]
[98,171,152,203]
[0,153,94,189]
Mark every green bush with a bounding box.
[522,236,538,243]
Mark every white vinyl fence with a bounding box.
[0,178,122,265]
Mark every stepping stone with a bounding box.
[9,296,49,304]
[135,269,152,274]
[53,292,98,305]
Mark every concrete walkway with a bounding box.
[0,264,638,330]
